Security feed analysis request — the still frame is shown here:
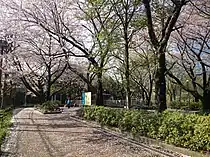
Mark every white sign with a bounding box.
[85,92,91,106]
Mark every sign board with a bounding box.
[85,92,91,106]
[82,91,85,105]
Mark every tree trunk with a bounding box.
[156,52,167,112]
[0,57,2,108]
[125,71,131,108]
[169,93,173,102]
[142,90,145,103]
[87,72,91,91]
[86,73,95,93]
[203,89,210,113]
[38,94,45,105]
[146,71,153,107]
[46,58,52,101]
[46,86,51,101]
[194,95,199,102]
[46,78,51,101]
[124,34,131,109]
[179,87,182,103]
[147,87,152,106]
[143,0,187,112]
[155,77,158,107]
[96,72,104,106]
[173,88,176,101]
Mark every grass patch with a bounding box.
[0,108,12,146]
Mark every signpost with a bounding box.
[85,92,91,106]
[82,91,91,106]
[82,91,85,106]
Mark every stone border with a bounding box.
[34,108,62,114]
[43,111,62,114]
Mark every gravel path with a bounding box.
[1,108,164,157]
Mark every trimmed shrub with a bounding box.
[157,111,198,148]
[82,106,210,152]
[191,116,210,151]
[38,100,61,112]
[169,101,202,110]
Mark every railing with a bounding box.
[72,99,150,109]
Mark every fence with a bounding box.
[72,99,149,109]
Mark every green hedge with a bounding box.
[82,106,210,152]
[0,109,12,146]
[168,101,202,110]
[38,100,61,112]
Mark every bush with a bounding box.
[169,101,202,110]
[0,109,12,146]
[38,101,61,112]
[157,111,198,148]
[82,106,210,152]
[191,116,210,151]
[53,100,61,106]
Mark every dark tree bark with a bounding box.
[203,88,210,112]
[124,30,131,108]
[155,52,167,111]
[46,62,52,101]
[87,72,91,92]
[143,0,188,112]
[96,72,104,106]
[173,88,176,101]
